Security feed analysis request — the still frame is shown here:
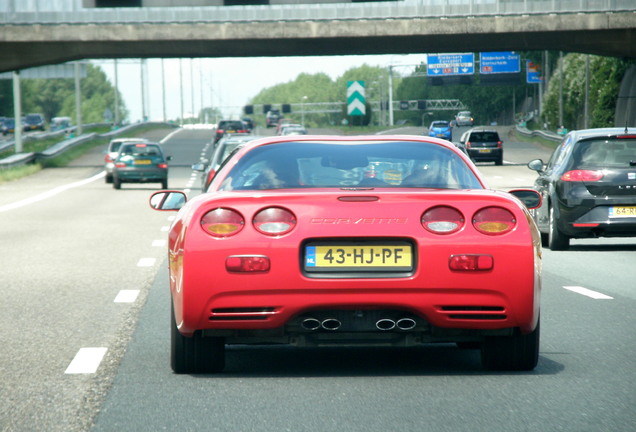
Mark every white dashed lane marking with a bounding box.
[113,290,140,303]
[563,286,614,300]
[65,347,108,374]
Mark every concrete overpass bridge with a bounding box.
[1,1,635,73]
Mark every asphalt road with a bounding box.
[1,126,634,432]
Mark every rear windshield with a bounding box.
[119,144,162,157]
[219,141,482,191]
[219,121,244,129]
[469,132,499,142]
[431,121,450,128]
[571,138,636,168]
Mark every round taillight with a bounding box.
[561,170,603,182]
[201,208,244,237]
[472,207,516,235]
[253,207,297,236]
[421,206,465,234]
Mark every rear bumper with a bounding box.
[114,168,167,182]
[468,148,502,161]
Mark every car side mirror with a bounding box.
[149,191,187,211]
[192,162,206,172]
[527,159,545,173]
[509,189,542,210]
[166,155,173,161]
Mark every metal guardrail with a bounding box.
[1,0,634,24]
[515,125,563,143]
[0,122,177,169]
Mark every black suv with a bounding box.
[214,120,248,143]
[461,129,503,165]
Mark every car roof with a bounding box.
[568,127,636,141]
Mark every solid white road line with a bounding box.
[113,290,140,303]
[0,171,105,213]
[65,347,108,374]
[563,286,614,300]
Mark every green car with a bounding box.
[112,142,171,190]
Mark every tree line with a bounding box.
[0,64,128,126]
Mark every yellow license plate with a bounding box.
[609,206,636,217]
[478,148,492,153]
[305,244,413,271]
[134,159,152,165]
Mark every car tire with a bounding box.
[548,206,570,250]
[495,156,503,166]
[162,179,168,189]
[113,177,122,190]
[105,174,113,184]
[481,318,540,371]
[171,304,225,374]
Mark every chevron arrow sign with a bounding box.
[347,80,366,116]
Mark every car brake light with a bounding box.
[217,129,224,134]
[465,141,471,149]
[497,141,502,148]
[449,254,494,271]
[421,206,465,234]
[253,207,297,236]
[561,170,603,181]
[105,155,113,163]
[158,163,168,169]
[201,208,244,237]
[472,207,516,235]
[115,162,126,168]
[135,144,147,148]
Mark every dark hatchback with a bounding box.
[112,142,171,190]
[214,120,248,143]
[528,128,636,250]
[462,129,503,165]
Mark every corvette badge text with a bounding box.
[310,217,408,225]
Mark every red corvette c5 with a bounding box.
[150,135,543,373]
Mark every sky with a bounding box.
[93,54,426,123]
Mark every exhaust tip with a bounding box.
[396,318,417,331]
[301,317,321,331]
[376,319,396,331]
[321,318,341,331]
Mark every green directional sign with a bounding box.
[347,80,366,116]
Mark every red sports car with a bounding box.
[150,135,542,373]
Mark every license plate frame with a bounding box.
[134,159,152,165]
[609,206,636,218]
[304,241,413,272]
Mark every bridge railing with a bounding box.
[1,0,634,24]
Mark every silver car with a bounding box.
[104,137,149,183]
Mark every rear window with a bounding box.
[219,121,244,129]
[120,144,162,157]
[571,138,636,168]
[469,132,499,142]
[219,141,482,191]
[431,121,450,128]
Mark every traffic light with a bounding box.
[399,101,409,110]
[417,100,427,110]
[282,104,291,113]
[243,105,253,115]
[263,104,272,114]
